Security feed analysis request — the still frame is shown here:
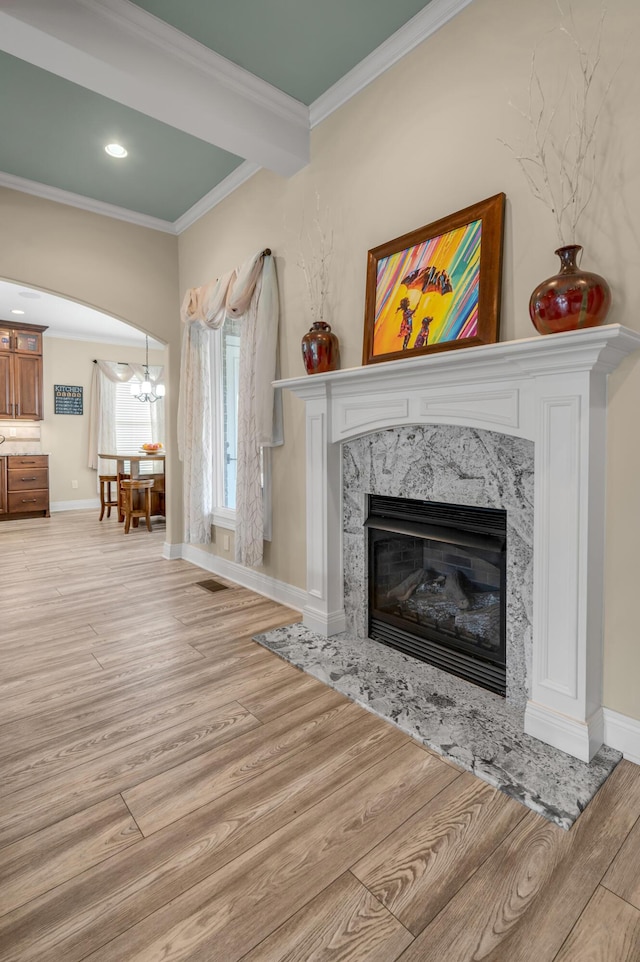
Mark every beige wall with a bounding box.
[0,188,181,539]
[179,0,640,719]
[1,0,638,720]
[41,337,164,505]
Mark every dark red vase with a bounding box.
[529,244,611,335]
[301,321,340,374]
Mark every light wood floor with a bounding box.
[1,510,640,962]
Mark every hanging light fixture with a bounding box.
[131,335,165,402]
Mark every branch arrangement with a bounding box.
[502,3,615,246]
[297,192,335,324]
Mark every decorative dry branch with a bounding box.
[297,192,335,324]
[501,2,616,245]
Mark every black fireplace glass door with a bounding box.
[366,496,507,695]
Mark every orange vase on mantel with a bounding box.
[529,244,612,335]
[301,321,340,374]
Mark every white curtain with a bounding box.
[88,360,166,476]
[178,249,281,565]
[177,324,212,545]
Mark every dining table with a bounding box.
[99,452,165,479]
[98,452,166,520]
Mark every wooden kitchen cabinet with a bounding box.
[0,457,7,515]
[0,321,47,420]
[2,454,50,519]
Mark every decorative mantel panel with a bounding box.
[276,325,640,761]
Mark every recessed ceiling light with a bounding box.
[105,143,128,158]
[19,291,41,299]
[10,308,25,315]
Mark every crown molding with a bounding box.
[0,0,475,231]
[80,0,308,125]
[176,0,476,228]
[0,164,265,237]
[44,328,162,348]
[310,0,475,127]
[0,171,177,234]
[0,1,309,175]
[173,162,261,234]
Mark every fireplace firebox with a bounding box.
[366,495,507,696]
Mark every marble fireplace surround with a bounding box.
[276,326,640,765]
[342,424,533,709]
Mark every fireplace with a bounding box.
[366,495,507,695]
[277,325,640,760]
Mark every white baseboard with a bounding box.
[603,708,640,765]
[524,701,604,763]
[162,542,183,560]
[177,543,306,612]
[524,701,640,765]
[303,606,347,636]
[50,498,100,512]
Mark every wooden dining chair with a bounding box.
[98,474,118,520]
[116,471,130,522]
[119,478,155,534]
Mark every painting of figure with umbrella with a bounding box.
[362,194,505,365]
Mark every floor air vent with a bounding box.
[196,579,230,593]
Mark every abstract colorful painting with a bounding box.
[362,194,505,365]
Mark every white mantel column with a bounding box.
[301,386,346,635]
[524,366,608,761]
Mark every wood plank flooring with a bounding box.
[1,510,639,961]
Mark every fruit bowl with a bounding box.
[140,443,164,454]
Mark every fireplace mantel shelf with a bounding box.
[278,324,640,762]
[277,325,640,397]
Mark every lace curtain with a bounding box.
[88,360,165,476]
[178,249,282,566]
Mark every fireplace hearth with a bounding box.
[255,622,621,829]
[366,495,507,695]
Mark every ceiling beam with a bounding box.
[0,0,310,177]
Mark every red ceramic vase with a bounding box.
[301,321,340,375]
[529,245,611,335]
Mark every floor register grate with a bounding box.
[196,579,230,593]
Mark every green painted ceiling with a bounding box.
[130,0,431,104]
[0,1,435,224]
[0,52,243,222]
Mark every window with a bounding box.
[211,318,271,538]
[115,379,160,475]
[115,381,153,451]
[221,317,241,510]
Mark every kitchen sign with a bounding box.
[54,385,83,415]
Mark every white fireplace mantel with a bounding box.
[276,325,640,761]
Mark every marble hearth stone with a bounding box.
[254,624,621,830]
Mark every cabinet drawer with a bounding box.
[8,467,48,491]
[8,489,49,512]
[8,455,48,469]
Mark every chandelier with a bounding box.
[131,335,165,403]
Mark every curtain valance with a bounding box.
[88,360,165,474]
[95,359,164,386]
